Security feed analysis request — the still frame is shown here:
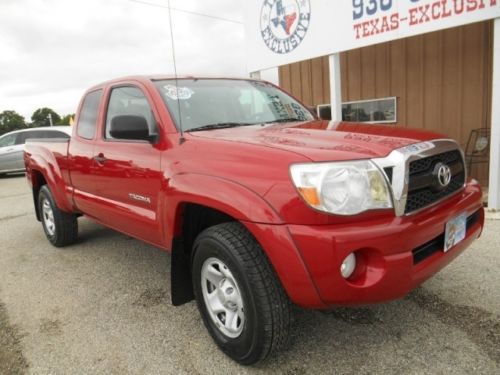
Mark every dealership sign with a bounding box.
[245,0,500,71]
[260,0,311,54]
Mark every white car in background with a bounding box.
[0,126,72,176]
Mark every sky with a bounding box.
[0,0,246,121]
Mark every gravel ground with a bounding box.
[0,175,499,374]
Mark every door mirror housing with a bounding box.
[109,115,157,143]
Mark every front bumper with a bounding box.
[246,181,484,308]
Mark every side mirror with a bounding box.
[110,115,156,142]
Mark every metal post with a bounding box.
[488,18,500,211]
[329,53,342,121]
[48,113,53,126]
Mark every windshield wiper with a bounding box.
[186,122,257,132]
[262,118,304,124]
[186,118,305,132]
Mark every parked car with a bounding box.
[24,76,484,365]
[0,126,71,176]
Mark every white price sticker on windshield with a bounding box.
[163,85,194,100]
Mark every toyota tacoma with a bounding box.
[24,76,484,365]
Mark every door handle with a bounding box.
[94,153,107,164]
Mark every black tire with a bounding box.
[38,185,78,247]
[192,222,291,365]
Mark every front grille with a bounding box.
[412,209,481,264]
[405,150,465,214]
[409,150,461,175]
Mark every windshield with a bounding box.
[154,79,315,132]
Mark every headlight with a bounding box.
[290,160,393,215]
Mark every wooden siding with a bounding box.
[278,21,493,183]
[279,56,330,106]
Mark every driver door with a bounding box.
[90,85,163,245]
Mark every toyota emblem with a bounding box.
[437,163,452,188]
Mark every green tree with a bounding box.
[56,114,75,126]
[0,110,26,135]
[31,108,61,128]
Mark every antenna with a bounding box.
[166,0,185,144]
[128,0,244,143]
[129,0,242,24]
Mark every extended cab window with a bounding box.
[105,86,157,140]
[77,90,102,140]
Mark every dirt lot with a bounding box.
[0,175,499,374]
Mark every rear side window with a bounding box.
[77,90,102,139]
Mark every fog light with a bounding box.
[340,253,356,279]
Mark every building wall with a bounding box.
[279,55,331,108]
[278,21,493,182]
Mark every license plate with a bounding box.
[444,213,467,252]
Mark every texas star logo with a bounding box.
[260,0,311,54]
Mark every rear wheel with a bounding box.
[38,185,78,247]
[192,222,291,365]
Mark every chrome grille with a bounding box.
[405,150,465,214]
[408,150,462,175]
[372,140,467,217]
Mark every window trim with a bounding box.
[317,96,398,124]
[343,96,397,124]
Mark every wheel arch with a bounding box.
[165,173,284,248]
[170,203,237,306]
[166,173,285,306]
[26,152,73,216]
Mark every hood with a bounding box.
[187,121,446,162]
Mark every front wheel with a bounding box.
[38,185,78,247]
[192,222,291,365]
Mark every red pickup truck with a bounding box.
[24,76,484,365]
